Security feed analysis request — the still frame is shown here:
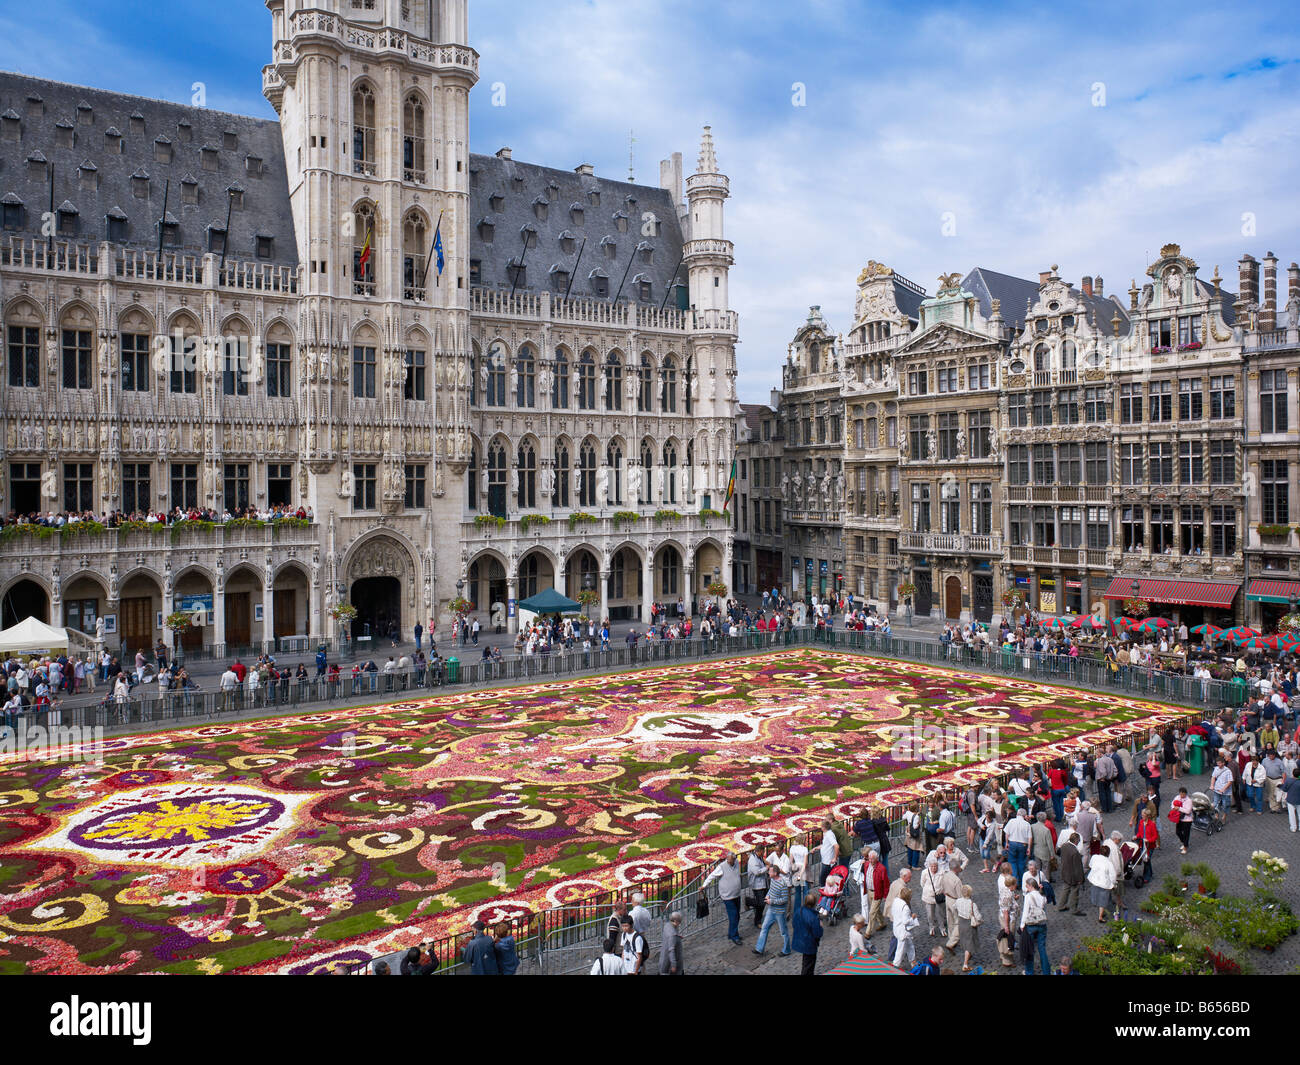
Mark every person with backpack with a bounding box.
[462,920,499,974]
[619,915,648,975]
[903,802,924,868]
[590,937,627,976]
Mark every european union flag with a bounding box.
[434,223,444,276]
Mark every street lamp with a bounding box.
[583,571,594,619]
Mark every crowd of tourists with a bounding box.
[0,503,313,531]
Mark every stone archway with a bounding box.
[346,535,416,644]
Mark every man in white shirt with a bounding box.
[590,938,627,976]
[219,666,239,712]
[702,852,744,945]
[618,915,647,975]
[819,818,839,885]
[628,892,652,938]
[1004,808,1033,884]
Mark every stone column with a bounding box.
[642,555,655,623]
[684,563,695,616]
[213,586,226,657]
[506,576,518,635]
[599,569,610,625]
[262,578,275,654]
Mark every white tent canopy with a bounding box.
[0,617,77,655]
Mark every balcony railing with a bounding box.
[901,531,1002,555]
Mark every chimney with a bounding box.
[495,146,512,160]
[1081,275,1093,298]
[574,163,594,177]
[1038,271,1050,285]
[1288,262,1300,306]
[659,151,683,208]
[1236,254,1259,321]
[1095,276,1104,297]
[1261,252,1278,331]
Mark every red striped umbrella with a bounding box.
[1134,617,1171,633]
[1071,615,1103,630]
[1219,626,1261,645]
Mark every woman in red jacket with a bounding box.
[1135,807,1160,883]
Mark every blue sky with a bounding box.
[2,0,1297,403]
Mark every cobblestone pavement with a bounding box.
[667,767,1300,976]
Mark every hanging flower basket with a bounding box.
[1123,597,1150,618]
[447,596,473,615]
[706,580,728,597]
[1278,613,1300,634]
[898,581,917,599]
[165,610,196,633]
[328,602,358,623]
[576,589,600,608]
[1000,588,1022,609]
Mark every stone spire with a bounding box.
[697,125,718,174]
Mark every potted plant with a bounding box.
[520,514,552,533]
[1122,597,1150,618]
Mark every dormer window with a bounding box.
[634,275,652,301]
[181,177,199,205]
[588,190,600,207]
[469,258,482,285]
[510,175,524,193]
[1,195,24,231]
[76,102,93,125]
[130,112,145,135]
[78,161,98,191]
[476,218,495,243]
[569,203,584,225]
[24,93,43,119]
[546,181,559,202]
[256,235,274,259]
[1,110,19,142]
[223,130,238,151]
[489,194,504,213]
[106,209,128,242]
[176,119,192,142]
[207,225,226,254]
[506,260,526,288]
[154,137,172,164]
[104,127,123,154]
[532,196,548,221]
[614,211,629,233]
[200,146,219,171]
[558,230,576,255]
[550,266,569,294]
[55,119,74,148]
[56,201,78,236]
[601,236,617,260]
[131,169,150,198]
[589,270,609,298]
[637,241,653,264]
[160,216,180,247]
[26,152,46,179]
[245,155,263,177]
[226,185,244,210]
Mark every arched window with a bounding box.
[517,439,536,509]
[402,93,426,183]
[516,345,535,407]
[638,354,653,412]
[352,83,376,176]
[1033,343,1049,372]
[663,441,678,503]
[485,342,506,406]
[661,355,678,413]
[487,439,507,517]
[576,350,596,410]
[578,440,597,507]
[402,212,427,301]
[604,350,623,411]
[6,301,41,389]
[352,202,376,296]
[520,554,541,599]
[606,441,623,505]
[552,347,569,408]
[659,547,680,596]
[554,441,570,507]
[640,439,655,504]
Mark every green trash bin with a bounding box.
[1228,676,1248,707]
[445,656,460,684]
[1187,736,1208,776]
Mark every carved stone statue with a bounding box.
[955,426,966,458]
[626,463,642,500]
[571,464,581,500]
[597,466,610,507]
[656,466,665,499]
[987,431,1000,463]
[538,362,553,400]
[540,465,556,497]
[340,468,355,498]
[926,428,937,461]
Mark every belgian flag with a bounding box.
[357,221,374,275]
[722,457,737,513]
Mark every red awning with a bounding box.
[1246,579,1300,604]
[1103,577,1240,608]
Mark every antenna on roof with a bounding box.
[628,128,635,183]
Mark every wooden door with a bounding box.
[225,593,251,647]
[944,576,962,620]
[121,597,153,653]
[273,590,297,638]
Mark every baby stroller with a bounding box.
[1119,837,1150,889]
[817,863,851,925]
[1190,792,1220,836]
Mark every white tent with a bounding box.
[0,617,74,655]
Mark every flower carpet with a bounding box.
[0,649,1192,974]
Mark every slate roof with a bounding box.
[0,71,297,264]
[739,402,773,430]
[467,151,686,304]
[964,265,1133,337]
[890,276,927,323]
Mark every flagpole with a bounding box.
[659,251,685,312]
[563,237,586,301]
[420,208,444,289]
[508,228,533,299]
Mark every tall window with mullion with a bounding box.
[170,463,198,510]
[63,462,94,512]
[516,441,536,508]
[1260,369,1289,433]
[62,329,92,389]
[7,325,39,388]
[120,333,150,392]
[404,348,426,401]
[122,462,150,514]
[404,463,426,509]
[352,345,377,398]
[221,337,249,396]
[353,463,377,511]
[267,342,292,398]
[576,351,596,410]
[170,334,197,394]
[1261,459,1289,525]
[223,463,250,512]
[484,343,507,406]
[514,346,535,407]
[552,349,570,408]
